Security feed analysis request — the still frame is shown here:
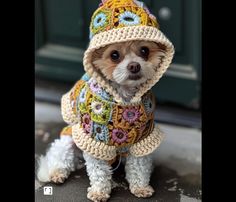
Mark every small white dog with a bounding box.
[37,1,174,202]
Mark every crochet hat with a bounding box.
[83,0,175,103]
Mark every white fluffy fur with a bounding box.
[125,154,153,188]
[125,155,155,198]
[37,136,75,183]
[113,52,156,87]
[83,152,113,201]
[112,51,160,102]
[37,135,155,200]
[92,40,165,102]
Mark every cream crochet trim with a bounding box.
[129,125,164,157]
[72,123,164,161]
[83,25,175,103]
[72,124,117,161]
[61,90,80,125]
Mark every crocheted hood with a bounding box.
[83,0,175,103]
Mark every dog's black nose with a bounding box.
[127,62,141,73]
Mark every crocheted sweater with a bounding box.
[60,74,164,161]
[59,0,175,161]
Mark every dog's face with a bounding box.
[92,41,165,87]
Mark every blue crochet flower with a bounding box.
[88,78,112,101]
[92,123,109,143]
[93,12,107,28]
[79,87,87,103]
[97,89,112,101]
[119,11,140,26]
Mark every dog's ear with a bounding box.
[156,43,167,52]
[91,47,106,70]
[91,46,108,70]
[92,47,106,60]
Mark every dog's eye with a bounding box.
[140,47,149,58]
[110,50,120,62]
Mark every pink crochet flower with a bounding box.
[82,114,91,134]
[89,79,102,93]
[112,129,128,144]
[122,108,140,123]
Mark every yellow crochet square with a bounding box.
[112,104,148,130]
[90,0,159,37]
[89,94,113,125]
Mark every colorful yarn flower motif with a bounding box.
[118,11,140,26]
[76,85,88,113]
[88,78,111,100]
[79,87,87,103]
[112,129,128,144]
[91,101,104,115]
[97,89,112,101]
[90,95,112,124]
[93,123,109,143]
[93,12,107,28]
[122,108,140,123]
[77,85,89,113]
[88,79,102,94]
[82,113,92,134]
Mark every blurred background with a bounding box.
[35,1,201,200]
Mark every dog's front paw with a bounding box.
[130,185,154,198]
[49,168,68,184]
[87,189,110,202]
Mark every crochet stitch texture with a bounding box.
[63,74,155,147]
[90,0,158,39]
[60,0,174,161]
[61,74,164,161]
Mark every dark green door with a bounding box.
[35,0,201,109]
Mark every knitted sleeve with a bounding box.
[61,80,85,125]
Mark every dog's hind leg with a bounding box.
[37,134,76,184]
[83,152,112,202]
